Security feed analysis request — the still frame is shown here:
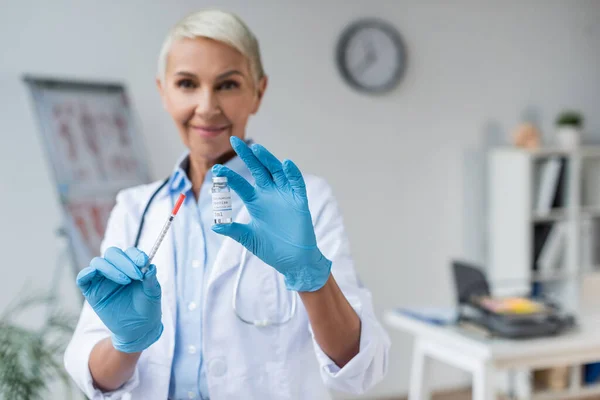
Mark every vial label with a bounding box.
[212,192,232,223]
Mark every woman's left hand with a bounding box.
[211,136,331,292]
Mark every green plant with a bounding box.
[0,290,78,400]
[556,111,584,128]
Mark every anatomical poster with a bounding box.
[24,76,152,271]
[24,77,151,192]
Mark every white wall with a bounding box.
[1,0,600,398]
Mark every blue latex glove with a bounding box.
[76,247,163,353]
[211,136,332,292]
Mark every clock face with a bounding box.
[336,19,407,93]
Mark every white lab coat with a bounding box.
[64,173,391,399]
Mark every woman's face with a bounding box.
[157,37,267,162]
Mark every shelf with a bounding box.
[532,382,600,400]
[581,206,600,218]
[492,145,600,159]
[529,149,572,159]
[489,146,600,313]
[581,265,600,279]
[532,209,568,223]
[531,270,578,282]
[492,146,571,158]
[579,146,600,158]
[525,146,600,160]
[583,269,600,277]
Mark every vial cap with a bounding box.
[212,176,228,183]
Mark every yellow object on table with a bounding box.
[478,296,545,314]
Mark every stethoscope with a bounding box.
[133,175,297,327]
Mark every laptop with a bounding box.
[451,260,575,339]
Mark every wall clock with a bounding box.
[336,18,407,94]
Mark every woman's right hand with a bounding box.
[76,247,163,353]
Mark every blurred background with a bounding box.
[1,0,599,399]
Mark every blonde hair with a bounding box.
[157,9,265,84]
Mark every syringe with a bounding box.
[141,193,186,275]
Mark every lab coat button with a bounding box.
[209,358,227,377]
[192,260,201,269]
[188,302,197,311]
[188,345,197,354]
[187,391,195,399]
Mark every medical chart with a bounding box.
[24,77,152,271]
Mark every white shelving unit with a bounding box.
[488,145,600,396]
[488,145,600,309]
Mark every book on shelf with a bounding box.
[531,221,565,299]
[536,222,566,275]
[533,222,553,269]
[535,156,566,214]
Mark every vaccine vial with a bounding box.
[211,176,233,224]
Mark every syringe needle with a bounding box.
[140,193,185,275]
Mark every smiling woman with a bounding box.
[63,8,391,400]
[156,36,266,166]
[155,13,268,194]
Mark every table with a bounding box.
[384,309,600,400]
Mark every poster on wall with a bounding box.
[65,194,117,264]
[24,76,152,272]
